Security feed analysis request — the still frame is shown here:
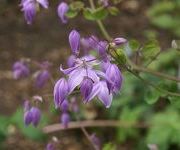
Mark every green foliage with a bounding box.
[142,39,160,59]
[102,143,116,150]
[128,39,141,51]
[83,7,108,21]
[117,106,146,142]
[108,7,119,16]
[146,108,180,150]
[144,87,161,104]
[148,1,180,37]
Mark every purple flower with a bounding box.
[81,37,91,53]
[24,110,33,126]
[60,99,69,112]
[80,78,93,102]
[12,61,30,79]
[86,81,113,108]
[35,70,50,88]
[46,143,54,150]
[30,107,41,126]
[37,0,49,9]
[57,2,69,24]
[67,55,76,67]
[100,0,109,7]
[113,37,127,46]
[21,0,49,24]
[90,133,101,149]
[69,30,80,55]
[23,100,30,112]
[97,41,108,62]
[106,63,123,94]
[61,112,70,128]
[53,78,69,108]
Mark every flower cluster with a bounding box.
[20,0,49,24]
[23,100,41,126]
[54,30,125,109]
[12,60,50,88]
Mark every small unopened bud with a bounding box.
[113,37,127,46]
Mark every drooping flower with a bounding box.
[57,2,69,24]
[24,110,33,126]
[23,101,41,127]
[30,107,41,126]
[61,112,70,128]
[69,30,80,55]
[12,61,30,79]
[21,0,49,24]
[90,133,101,149]
[105,63,123,94]
[80,78,93,102]
[35,70,50,88]
[86,81,113,108]
[46,143,54,150]
[53,78,69,108]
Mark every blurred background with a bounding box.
[0,0,180,149]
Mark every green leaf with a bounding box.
[142,39,160,59]
[83,7,108,21]
[66,9,78,18]
[0,116,9,142]
[69,1,84,11]
[103,143,116,150]
[128,40,140,51]
[144,87,161,104]
[83,8,95,20]
[151,14,180,29]
[108,7,119,16]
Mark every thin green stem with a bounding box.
[88,0,111,40]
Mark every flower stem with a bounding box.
[43,120,147,133]
[88,0,111,41]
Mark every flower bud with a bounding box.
[113,37,127,46]
[106,64,123,93]
[24,110,33,126]
[46,143,54,150]
[57,2,69,24]
[35,70,50,88]
[53,78,69,108]
[61,112,70,128]
[69,30,80,55]
[30,107,41,127]
[12,61,30,79]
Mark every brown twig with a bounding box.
[43,120,147,134]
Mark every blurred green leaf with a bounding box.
[70,1,84,11]
[108,7,119,16]
[102,143,116,150]
[142,39,160,59]
[83,7,108,21]
[128,40,140,51]
[144,87,161,104]
[66,9,78,18]
[146,108,180,150]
